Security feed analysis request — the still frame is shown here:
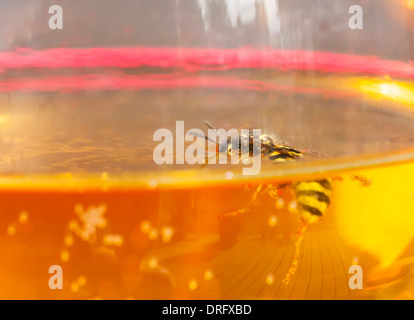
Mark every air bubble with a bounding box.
[148,179,158,188]
[7,224,16,236]
[275,198,285,209]
[266,273,275,285]
[161,227,174,243]
[148,228,159,240]
[148,257,158,269]
[288,201,298,213]
[61,250,70,262]
[18,211,29,224]
[103,234,124,247]
[268,215,278,227]
[189,279,198,290]
[71,283,79,292]
[64,235,74,247]
[74,204,83,215]
[225,171,234,180]
[204,270,214,280]
[140,220,152,234]
[352,256,359,265]
[77,276,87,287]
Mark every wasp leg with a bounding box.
[219,184,267,219]
[351,175,373,187]
[282,222,308,285]
[198,151,230,168]
[199,151,218,167]
[225,151,246,165]
[267,183,291,199]
[333,175,372,187]
[301,149,332,159]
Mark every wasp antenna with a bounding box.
[204,120,217,130]
[187,131,218,144]
[301,149,332,159]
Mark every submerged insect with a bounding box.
[189,122,345,285]
[190,120,328,162]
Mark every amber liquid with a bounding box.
[1,79,414,300]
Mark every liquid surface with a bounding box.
[1,81,414,177]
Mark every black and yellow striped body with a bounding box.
[264,145,303,162]
[212,123,335,284]
[242,133,333,223]
[216,126,333,225]
[293,178,333,224]
[227,131,304,162]
[259,137,333,223]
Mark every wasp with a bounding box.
[190,121,368,285]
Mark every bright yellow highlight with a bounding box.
[334,162,414,268]
[357,79,414,106]
[0,116,9,124]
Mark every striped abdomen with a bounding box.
[265,145,303,162]
[294,178,333,224]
